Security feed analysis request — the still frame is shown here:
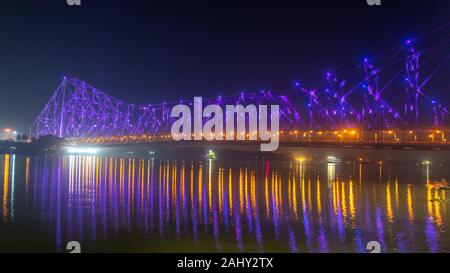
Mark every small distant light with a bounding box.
[423,160,431,166]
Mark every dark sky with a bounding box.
[0,0,449,133]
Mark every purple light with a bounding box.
[30,78,303,138]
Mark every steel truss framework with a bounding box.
[30,78,301,138]
[30,38,450,139]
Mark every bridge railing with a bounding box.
[68,128,449,146]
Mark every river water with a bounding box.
[0,152,449,253]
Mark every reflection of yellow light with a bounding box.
[407,186,414,222]
[295,157,305,163]
[434,190,442,227]
[228,168,233,213]
[386,182,393,222]
[341,182,347,221]
[349,180,355,220]
[3,154,10,221]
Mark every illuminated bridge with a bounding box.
[30,28,450,148]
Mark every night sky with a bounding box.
[0,0,449,133]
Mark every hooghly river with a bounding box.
[1,151,449,253]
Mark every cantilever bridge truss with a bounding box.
[30,32,450,139]
[30,77,301,138]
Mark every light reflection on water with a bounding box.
[0,154,449,253]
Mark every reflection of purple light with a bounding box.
[212,195,221,251]
[271,190,280,239]
[301,190,312,250]
[234,204,244,252]
[336,205,345,243]
[246,190,254,233]
[425,216,438,252]
[288,227,298,253]
[375,208,386,252]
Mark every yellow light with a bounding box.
[295,157,305,163]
